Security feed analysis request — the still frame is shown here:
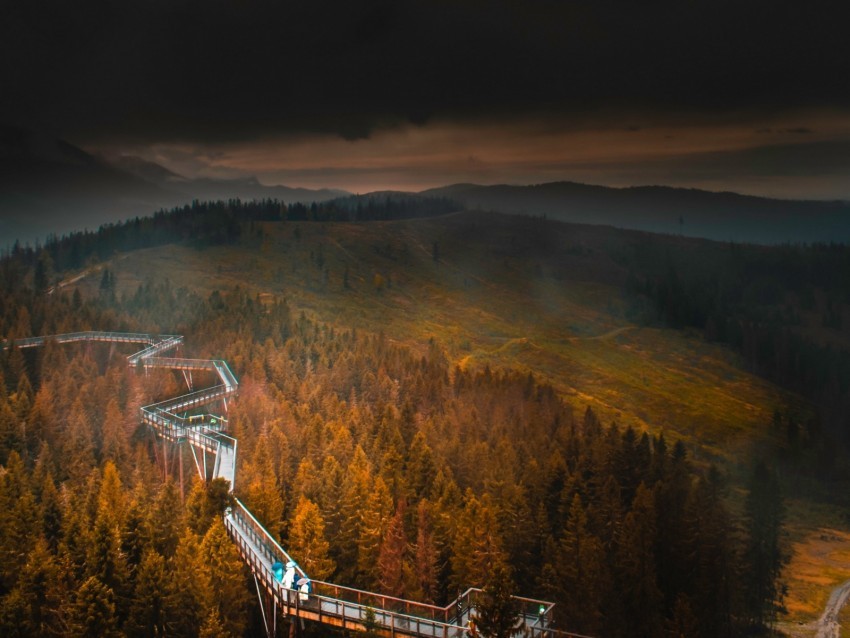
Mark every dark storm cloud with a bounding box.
[668,140,850,179]
[1,0,848,144]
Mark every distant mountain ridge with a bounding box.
[0,126,347,247]
[4,125,849,247]
[112,155,347,205]
[424,182,850,244]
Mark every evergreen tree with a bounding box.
[39,473,63,552]
[555,494,607,635]
[743,461,786,632]
[201,518,250,638]
[451,491,507,592]
[187,477,232,536]
[125,549,168,638]
[337,447,373,583]
[612,483,662,638]
[413,499,439,603]
[150,480,183,559]
[357,475,393,589]
[687,467,735,638]
[166,530,212,638]
[66,576,121,638]
[241,439,284,538]
[474,560,518,638]
[288,496,336,581]
[85,504,127,605]
[3,538,63,636]
[199,607,231,638]
[377,501,408,598]
[100,399,129,470]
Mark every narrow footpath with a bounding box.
[816,579,850,638]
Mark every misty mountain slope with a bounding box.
[113,155,348,205]
[0,127,349,247]
[89,210,804,460]
[0,126,179,246]
[425,181,850,244]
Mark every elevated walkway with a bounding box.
[4,331,576,637]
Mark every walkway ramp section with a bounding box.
[224,498,558,637]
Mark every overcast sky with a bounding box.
[3,0,849,198]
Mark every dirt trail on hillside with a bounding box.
[564,325,636,342]
[47,254,128,295]
[815,579,850,638]
[586,325,636,340]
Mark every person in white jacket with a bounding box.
[282,561,297,605]
[299,578,311,603]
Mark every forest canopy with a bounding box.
[0,203,800,637]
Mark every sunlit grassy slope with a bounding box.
[90,210,842,631]
[104,211,804,462]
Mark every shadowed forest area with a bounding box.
[3,200,847,637]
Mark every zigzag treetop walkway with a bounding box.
[3,331,582,638]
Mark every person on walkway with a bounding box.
[283,561,297,590]
[298,578,311,603]
[282,561,297,605]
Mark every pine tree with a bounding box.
[125,549,168,638]
[405,432,437,500]
[199,607,231,638]
[357,475,393,589]
[4,537,64,636]
[122,489,153,582]
[413,499,439,603]
[743,461,785,632]
[201,518,250,637]
[687,466,735,638]
[337,447,373,583]
[186,477,232,537]
[241,439,284,538]
[377,501,408,598]
[166,529,212,637]
[39,473,63,552]
[474,560,518,638]
[66,575,121,638]
[0,452,40,591]
[101,399,129,469]
[62,398,96,485]
[98,461,127,526]
[612,483,662,638]
[150,479,183,559]
[85,500,128,615]
[556,494,607,635]
[451,491,507,592]
[315,455,345,559]
[288,496,336,581]
[0,396,19,461]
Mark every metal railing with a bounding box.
[225,502,467,638]
[3,331,173,350]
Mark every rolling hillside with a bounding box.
[88,211,808,460]
[37,209,850,633]
[425,182,850,244]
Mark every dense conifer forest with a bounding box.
[0,207,806,637]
